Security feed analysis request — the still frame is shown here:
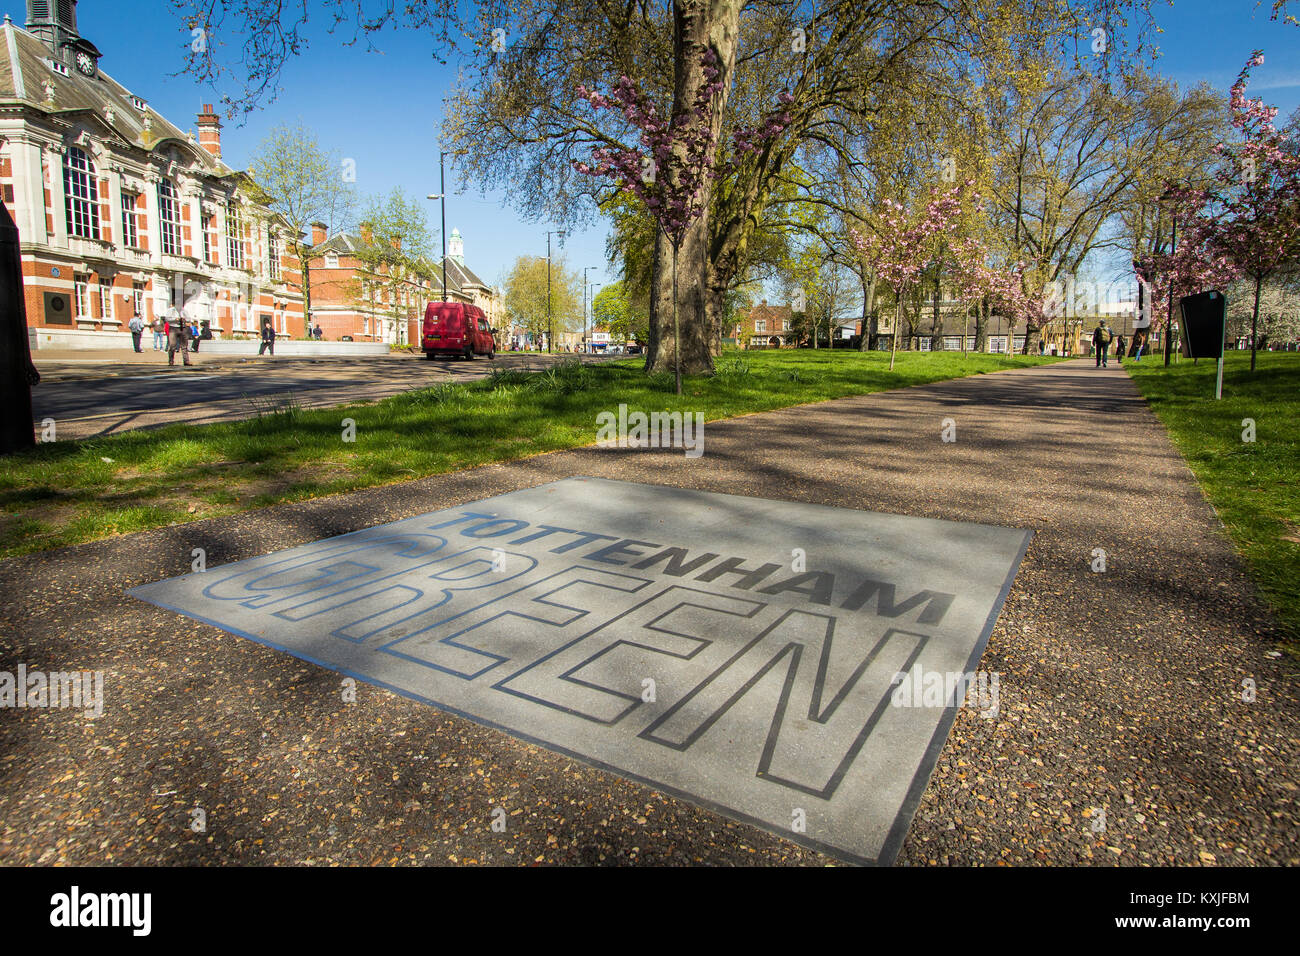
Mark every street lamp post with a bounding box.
[582,266,599,354]
[588,281,601,354]
[1155,184,1188,367]
[427,150,450,302]
[545,230,566,353]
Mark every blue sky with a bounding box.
[23,1,1300,295]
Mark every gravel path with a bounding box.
[0,358,1294,866]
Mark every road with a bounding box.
[31,352,613,440]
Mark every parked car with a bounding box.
[423,302,496,360]
[626,343,643,355]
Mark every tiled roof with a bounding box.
[313,233,367,255]
[749,302,794,320]
[0,20,232,176]
[442,256,489,292]
[312,231,491,296]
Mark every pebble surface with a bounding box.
[0,359,1294,866]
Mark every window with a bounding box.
[919,338,932,351]
[99,282,114,321]
[158,178,182,256]
[73,275,89,319]
[132,282,145,319]
[207,215,221,264]
[268,234,281,279]
[755,318,766,333]
[782,318,791,332]
[63,146,100,239]
[225,204,245,269]
[119,192,137,247]
[325,252,339,269]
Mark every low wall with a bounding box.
[29,328,131,350]
[29,328,389,357]
[196,340,390,357]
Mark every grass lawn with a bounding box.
[1126,351,1300,645]
[0,349,1061,561]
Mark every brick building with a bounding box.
[306,225,500,345]
[0,2,302,350]
[735,300,794,347]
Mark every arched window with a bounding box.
[158,178,182,256]
[63,146,99,239]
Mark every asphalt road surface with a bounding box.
[31,353,615,440]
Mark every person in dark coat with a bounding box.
[1114,333,1127,363]
[258,320,276,356]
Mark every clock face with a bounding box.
[75,51,95,76]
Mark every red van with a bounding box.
[422,302,496,360]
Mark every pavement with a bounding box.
[29,351,611,439]
[0,358,1294,866]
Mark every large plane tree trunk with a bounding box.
[0,202,37,454]
[645,0,743,378]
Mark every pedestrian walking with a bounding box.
[150,314,165,351]
[258,320,276,356]
[165,305,192,366]
[312,323,323,341]
[189,319,201,352]
[1114,333,1127,364]
[127,312,145,353]
[1092,320,1112,368]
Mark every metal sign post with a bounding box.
[1215,295,1226,401]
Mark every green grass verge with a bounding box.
[1126,352,1300,646]
[0,349,1062,561]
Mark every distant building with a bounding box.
[737,300,794,348]
[0,2,302,349]
[306,224,500,345]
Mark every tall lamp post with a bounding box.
[582,266,599,354]
[545,230,566,353]
[1155,184,1186,367]
[588,281,601,354]
[427,150,451,302]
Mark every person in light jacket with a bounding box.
[127,312,145,353]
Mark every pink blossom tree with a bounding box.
[1173,53,1300,370]
[574,50,792,394]
[851,184,967,370]
[1134,193,1238,360]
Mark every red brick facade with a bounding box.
[1,19,302,348]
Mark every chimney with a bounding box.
[310,221,327,245]
[196,103,222,159]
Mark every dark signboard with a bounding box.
[1179,290,1226,360]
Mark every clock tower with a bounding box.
[26,0,101,77]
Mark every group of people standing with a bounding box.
[125,307,209,366]
[125,311,327,363]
